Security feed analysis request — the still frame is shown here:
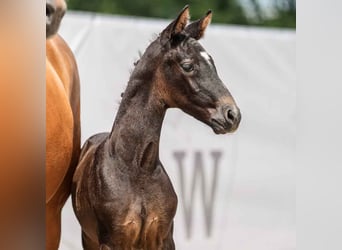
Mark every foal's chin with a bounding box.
[211,126,237,135]
[209,120,239,135]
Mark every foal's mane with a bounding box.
[113,35,165,125]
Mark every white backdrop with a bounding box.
[58,11,295,250]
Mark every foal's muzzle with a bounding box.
[210,104,241,134]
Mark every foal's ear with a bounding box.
[160,5,190,44]
[185,10,212,40]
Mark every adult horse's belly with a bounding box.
[46,61,74,202]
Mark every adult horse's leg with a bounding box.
[46,110,80,250]
[46,148,80,249]
[46,201,62,250]
[46,144,80,250]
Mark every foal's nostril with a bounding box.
[227,109,236,122]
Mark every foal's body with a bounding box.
[73,6,240,250]
[74,76,177,249]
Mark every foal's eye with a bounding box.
[181,62,194,72]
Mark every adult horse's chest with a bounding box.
[46,59,74,202]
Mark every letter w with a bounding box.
[173,151,222,238]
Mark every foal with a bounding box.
[72,6,241,250]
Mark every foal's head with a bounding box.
[143,6,241,134]
[46,0,66,38]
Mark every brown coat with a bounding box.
[46,35,80,250]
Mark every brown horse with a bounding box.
[46,0,81,249]
[72,6,240,250]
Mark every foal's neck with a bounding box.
[109,78,166,172]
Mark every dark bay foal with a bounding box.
[72,6,241,250]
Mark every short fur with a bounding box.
[46,34,81,250]
[72,6,240,250]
